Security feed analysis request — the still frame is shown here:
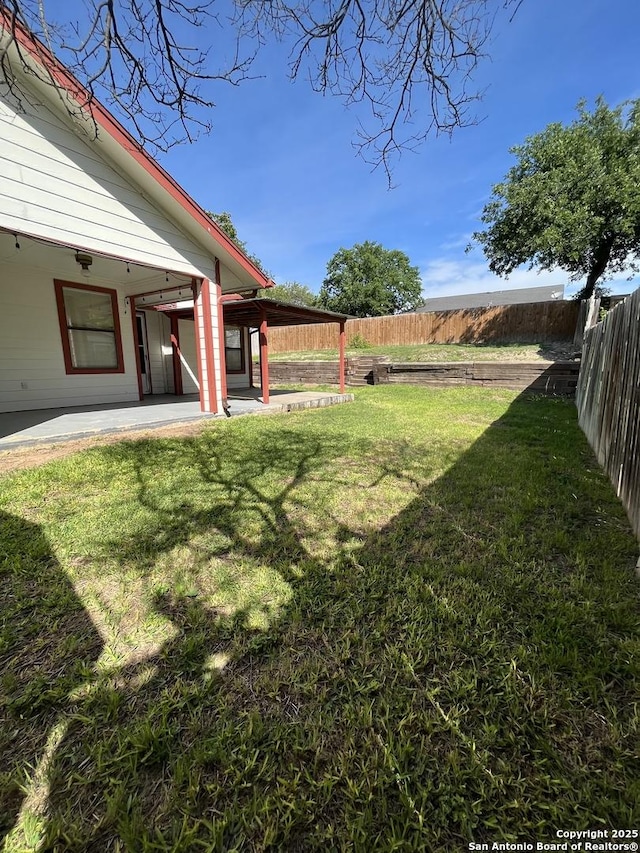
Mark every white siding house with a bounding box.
[0,18,271,415]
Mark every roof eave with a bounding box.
[0,8,271,289]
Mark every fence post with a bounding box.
[573,296,602,350]
[585,296,601,333]
[573,301,588,348]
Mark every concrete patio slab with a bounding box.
[0,391,354,449]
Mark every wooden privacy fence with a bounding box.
[267,301,580,352]
[576,289,640,539]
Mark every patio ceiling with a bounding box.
[148,298,349,326]
[0,229,195,294]
[221,298,349,327]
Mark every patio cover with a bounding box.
[222,297,350,403]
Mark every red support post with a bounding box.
[214,259,228,407]
[200,278,219,414]
[192,280,206,412]
[339,320,346,394]
[169,313,183,396]
[259,308,270,404]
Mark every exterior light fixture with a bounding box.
[75,251,93,277]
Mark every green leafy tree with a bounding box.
[259,282,317,307]
[207,211,269,275]
[472,98,640,299]
[317,242,423,317]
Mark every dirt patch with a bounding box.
[0,420,211,475]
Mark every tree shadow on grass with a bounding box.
[0,512,103,846]
[85,424,434,584]
[4,394,639,851]
[94,426,356,574]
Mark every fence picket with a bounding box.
[267,302,580,352]
[577,290,640,539]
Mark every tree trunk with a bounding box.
[582,237,614,298]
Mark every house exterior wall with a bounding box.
[0,258,227,411]
[0,85,216,279]
[0,248,230,412]
[0,259,139,412]
[0,90,230,413]
[0,75,247,414]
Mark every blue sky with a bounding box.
[60,0,640,299]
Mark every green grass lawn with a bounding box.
[1,386,638,852]
[261,342,574,362]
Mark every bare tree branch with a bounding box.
[0,0,518,175]
[232,0,517,181]
[0,0,258,150]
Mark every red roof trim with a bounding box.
[0,9,271,289]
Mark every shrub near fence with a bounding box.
[577,289,640,539]
[268,301,580,353]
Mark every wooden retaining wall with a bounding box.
[375,361,579,394]
[252,357,389,387]
[258,359,579,395]
[254,361,343,385]
[576,290,640,539]
[267,301,580,353]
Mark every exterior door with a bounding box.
[136,311,152,394]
